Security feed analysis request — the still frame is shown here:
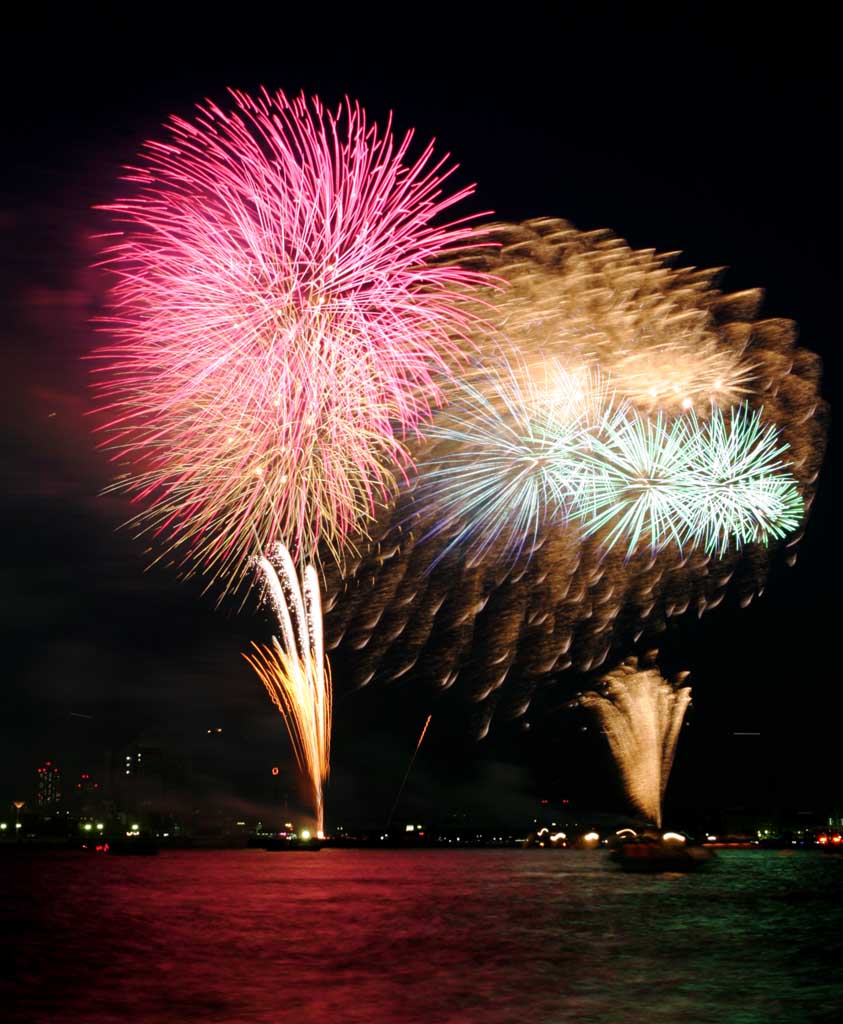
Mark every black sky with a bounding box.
[0,8,836,827]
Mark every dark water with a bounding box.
[4,848,842,1024]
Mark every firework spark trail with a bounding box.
[413,358,615,566]
[243,544,331,835]
[91,88,493,594]
[384,714,433,832]
[680,404,805,554]
[576,658,692,828]
[576,404,804,556]
[454,218,758,415]
[319,220,826,732]
[414,349,803,564]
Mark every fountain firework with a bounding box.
[577,657,691,828]
[243,544,331,835]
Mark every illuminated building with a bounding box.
[113,742,190,820]
[71,771,103,817]
[36,761,61,809]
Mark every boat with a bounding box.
[610,836,714,872]
[107,835,160,856]
[262,836,322,852]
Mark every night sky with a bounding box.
[1,9,836,828]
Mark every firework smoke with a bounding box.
[91,88,491,593]
[576,657,692,828]
[243,544,331,834]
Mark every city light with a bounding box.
[300,830,312,841]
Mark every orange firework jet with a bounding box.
[243,545,331,836]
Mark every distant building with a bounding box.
[113,741,190,819]
[70,771,103,817]
[36,761,62,809]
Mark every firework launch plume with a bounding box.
[243,544,331,835]
[320,219,826,734]
[576,657,691,828]
[91,88,492,593]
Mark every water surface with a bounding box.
[4,849,841,1023]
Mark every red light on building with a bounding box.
[36,761,62,808]
[271,766,280,776]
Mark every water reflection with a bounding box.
[5,849,842,1023]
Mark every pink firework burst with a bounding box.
[91,88,491,593]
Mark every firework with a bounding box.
[680,404,805,554]
[454,219,757,415]
[91,88,491,592]
[319,220,826,733]
[576,657,691,828]
[413,358,612,566]
[413,351,802,565]
[577,403,804,556]
[243,544,331,835]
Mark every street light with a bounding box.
[13,801,24,840]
